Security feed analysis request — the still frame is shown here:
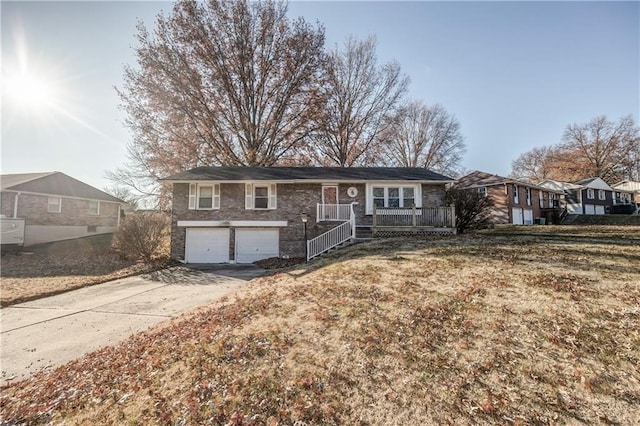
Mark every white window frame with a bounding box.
[477,187,487,197]
[48,196,61,213]
[525,187,532,206]
[598,190,606,201]
[586,188,595,199]
[513,185,520,204]
[366,184,422,214]
[88,200,100,215]
[188,183,220,210]
[244,183,277,210]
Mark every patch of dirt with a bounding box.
[254,256,306,269]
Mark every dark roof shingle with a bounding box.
[163,167,455,182]
[1,172,123,203]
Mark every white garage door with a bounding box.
[523,209,534,225]
[185,228,229,263]
[512,207,524,225]
[584,204,595,215]
[235,229,279,263]
[595,205,605,215]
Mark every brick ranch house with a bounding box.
[1,172,123,246]
[456,171,564,225]
[162,167,456,263]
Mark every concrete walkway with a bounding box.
[0,265,264,386]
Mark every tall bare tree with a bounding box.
[382,102,465,176]
[111,0,326,202]
[561,115,639,182]
[510,115,640,184]
[309,35,409,166]
[509,146,560,183]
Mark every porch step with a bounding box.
[355,226,373,239]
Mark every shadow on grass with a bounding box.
[280,229,640,279]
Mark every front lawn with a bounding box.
[0,235,168,307]
[1,226,639,424]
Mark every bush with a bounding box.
[112,212,170,262]
[445,187,495,234]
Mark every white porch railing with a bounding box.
[307,203,356,261]
[316,204,352,221]
[373,206,456,228]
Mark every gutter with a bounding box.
[13,192,20,218]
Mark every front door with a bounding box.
[322,185,338,205]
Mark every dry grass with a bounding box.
[0,235,169,307]
[1,226,639,424]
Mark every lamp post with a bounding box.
[301,212,308,261]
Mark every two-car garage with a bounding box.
[184,228,279,264]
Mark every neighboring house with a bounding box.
[1,172,123,246]
[455,171,563,225]
[611,180,640,206]
[539,177,615,215]
[162,166,455,263]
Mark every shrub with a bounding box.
[112,212,170,262]
[445,187,495,233]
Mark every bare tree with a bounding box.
[112,0,326,200]
[309,35,409,166]
[510,115,640,184]
[382,102,465,176]
[561,115,639,182]
[445,187,494,233]
[509,146,559,183]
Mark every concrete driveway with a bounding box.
[0,265,264,386]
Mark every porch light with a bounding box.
[301,212,308,261]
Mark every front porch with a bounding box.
[372,205,456,236]
[307,203,455,261]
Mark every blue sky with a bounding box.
[2,1,638,191]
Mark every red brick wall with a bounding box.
[486,184,543,224]
[6,192,119,227]
[171,182,448,260]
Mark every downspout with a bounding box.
[13,192,21,218]
[117,204,121,227]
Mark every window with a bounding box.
[254,186,269,209]
[403,187,415,207]
[586,189,595,199]
[188,183,220,210]
[525,188,532,206]
[477,187,487,197]
[369,185,419,212]
[88,200,100,215]
[513,185,520,204]
[245,183,277,210]
[48,197,61,213]
[373,187,385,208]
[598,190,606,200]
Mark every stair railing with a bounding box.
[307,203,357,261]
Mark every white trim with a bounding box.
[48,196,62,213]
[88,200,100,215]
[245,182,277,210]
[177,220,288,227]
[13,192,20,218]
[322,185,339,205]
[366,183,422,214]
